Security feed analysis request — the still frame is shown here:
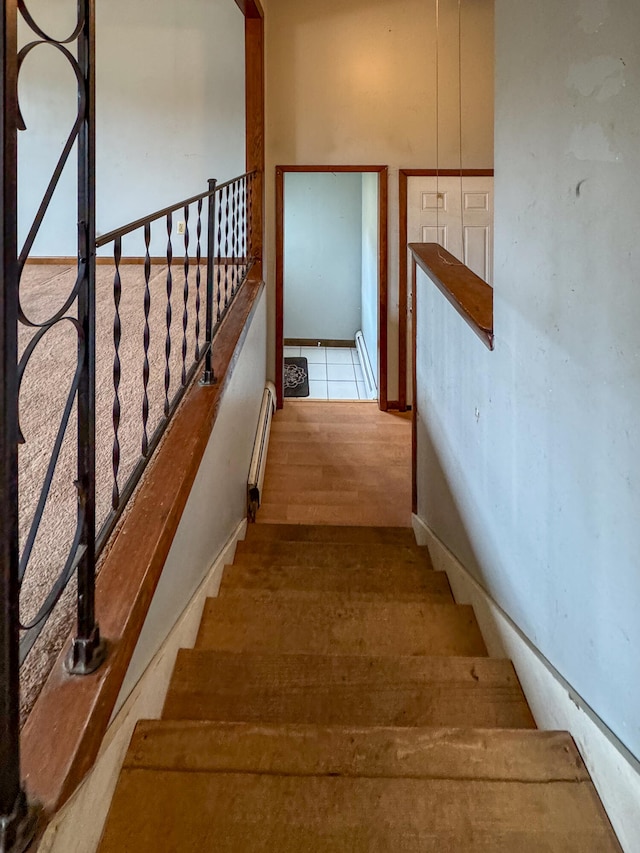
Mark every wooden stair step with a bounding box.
[233,540,429,569]
[123,721,589,781]
[219,587,452,605]
[163,651,536,729]
[195,596,487,657]
[219,563,453,600]
[98,764,620,851]
[246,524,417,547]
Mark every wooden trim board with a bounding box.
[245,11,264,279]
[409,243,494,350]
[275,165,388,410]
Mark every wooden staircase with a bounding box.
[98,524,621,851]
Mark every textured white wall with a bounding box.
[265,0,495,392]
[416,0,640,768]
[283,172,362,341]
[18,0,246,257]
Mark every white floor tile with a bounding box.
[301,346,326,364]
[308,362,327,381]
[354,364,364,382]
[284,346,301,357]
[327,363,356,382]
[308,379,328,399]
[328,381,359,400]
[326,347,354,365]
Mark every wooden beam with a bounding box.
[233,0,263,20]
[245,14,264,278]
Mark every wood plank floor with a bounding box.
[258,402,412,527]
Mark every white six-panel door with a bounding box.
[408,175,494,284]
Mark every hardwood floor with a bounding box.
[258,401,412,527]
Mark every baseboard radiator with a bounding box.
[247,381,276,521]
[355,331,377,398]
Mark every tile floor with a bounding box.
[284,345,376,401]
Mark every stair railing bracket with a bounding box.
[65,625,107,676]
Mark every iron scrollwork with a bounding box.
[15,0,104,671]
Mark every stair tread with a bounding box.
[246,524,417,545]
[163,651,535,729]
[220,564,452,597]
[236,539,428,561]
[98,771,621,852]
[232,540,430,570]
[195,596,488,657]
[219,586,453,604]
[125,720,588,781]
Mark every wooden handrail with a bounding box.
[409,243,494,350]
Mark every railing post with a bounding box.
[201,178,217,386]
[0,2,37,849]
[66,0,105,675]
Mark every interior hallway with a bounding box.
[257,401,412,527]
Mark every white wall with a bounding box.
[18,0,246,257]
[361,172,379,381]
[283,171,362,341]
[265,0,495,393]
[414,0,640,818]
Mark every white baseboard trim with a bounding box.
[412,512,640,852]
[39,517,248,853]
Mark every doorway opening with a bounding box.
[275,165,388,409]
[398,168,494,409]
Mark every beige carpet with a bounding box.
[18,260,228,721]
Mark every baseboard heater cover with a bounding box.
[247,381,276,521]
[355,331,377,398]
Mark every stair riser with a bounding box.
[219,567,453,600]
[244,524,418,546]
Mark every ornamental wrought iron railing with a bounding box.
[1,2,257,849]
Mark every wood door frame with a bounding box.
[398,168,494,411]
[275,165,389,410]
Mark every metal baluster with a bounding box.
[67,0,104,676]
[237,178,243,287]
[223,185,230,309]
[111,237,122,510]
[229,180,236,298]
[141,222,151,457]
[181,204,190,386]
[164,212,173,416]
[202,178,217,385]
[195,198,202,361]
[248,172,254,269]
[216,186,223,323]
[1,0,36,843]
[241,175,247,283]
